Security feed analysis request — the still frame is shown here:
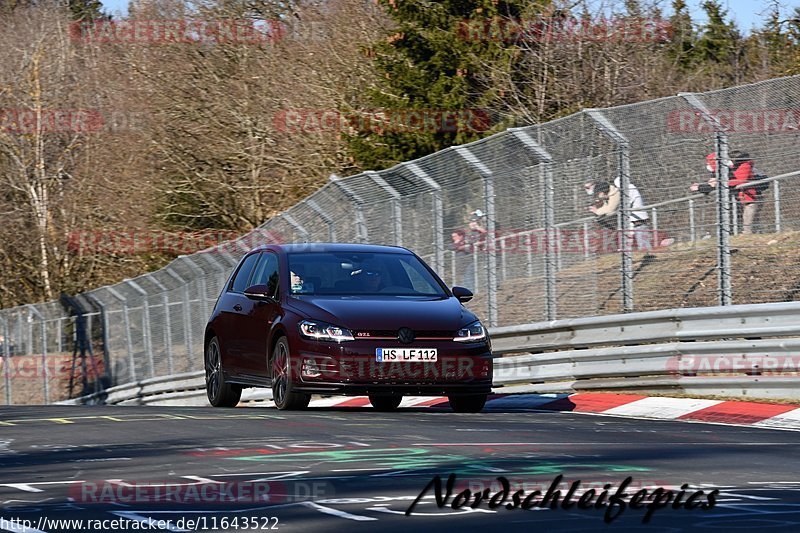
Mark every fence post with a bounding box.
[404,163,445,275]
[455,146,498,327]
[125,280,155,378]
[180,256,209,341]
[689,199,696,242]
[193,254,226,320]
[680,92,733,306]
[22,308,30,355]
[586,110,634,313]
[166,267,192,364]
[279,213,310,243]
[27,305,48,404]
[1,317,10,405]
[510,129,556,320]
[85,293,112,388]
[365,171,403,247]
[773,179,781,233]
[146,274,173,376]
[715,134,733,305]
[305,199,337,242]
[104,286,136,382]
[330,174,368,243]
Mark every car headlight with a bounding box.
[454,321,487,343]
[299,320,354,343]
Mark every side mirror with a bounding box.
[243,284,274,301]
[452,286,473,303]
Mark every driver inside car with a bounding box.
[351,268,383,293]
[290,268,314,294]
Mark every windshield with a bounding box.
[287,251,447,297]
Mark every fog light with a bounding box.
[302,358,321,378]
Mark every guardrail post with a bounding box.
[586,110,634,313]
[125,280,155,378]
[1,317,10,405]
[365,171,403,247]
[146,274,173,376]
[510,129,556,320]
[279,213,310,243]
[27,305,48,404]
[305,199,337,242]
[455,146,498,327]
[404,163,445,275]
[330,174,368,243]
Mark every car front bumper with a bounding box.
[289,336,493,396]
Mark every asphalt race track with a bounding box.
[1,403,799,532]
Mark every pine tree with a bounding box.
[755,4,800,76]
[667,0,696,69]
[347,0,551,170]
[695,0,738,63]
[68,0,106,21]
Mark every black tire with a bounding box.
[369,395,402,411]
[448,394,487,413]
[271,337,311,410]
[205,337,242,408]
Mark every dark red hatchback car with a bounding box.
[204,243,493,412]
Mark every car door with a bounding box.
[239,251,281,379]
[218,252,260,376]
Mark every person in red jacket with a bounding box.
[689,150,761,234]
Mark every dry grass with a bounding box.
[468,230,800,325]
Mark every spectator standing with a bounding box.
[690,151,763,234]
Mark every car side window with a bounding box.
[229,253,260,293]
[251,252,280,298]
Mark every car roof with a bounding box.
[247,243,414,255]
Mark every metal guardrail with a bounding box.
[60,300,800,405]
[491,300,800,399]
[56,371,273,406]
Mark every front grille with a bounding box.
[353,329,453,340]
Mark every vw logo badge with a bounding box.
[397,327,415,344]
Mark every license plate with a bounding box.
[376,348,437,362]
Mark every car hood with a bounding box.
[285,295,475,331]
